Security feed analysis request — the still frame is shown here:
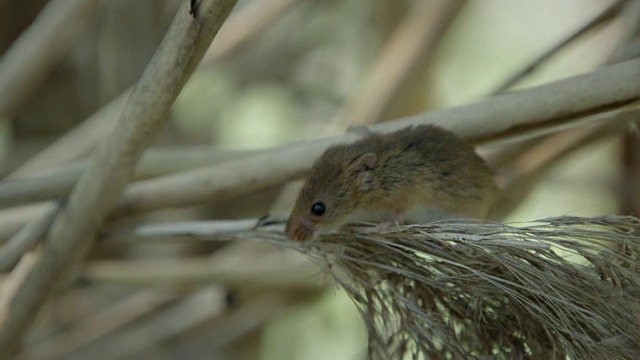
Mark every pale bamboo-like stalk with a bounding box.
[80,252,322,289]
[61,286,228,360]
[0,147,256,210]
[0,0,238,356]
[0,204,50,243]
[115,59,640,216]
[202,0,302,62]
[23,289,176,360]
[5,0,297,179]
[0,0,99,119]
[0,254,36,325]
[6,91,129,179]
[169,292,304,355]
[492,0,627,94]
[0,59,637,241]
[0,61,637,256]
[26,240,321,359]
[492,108,636,220]
[103,218,260,243]
[67,291,292,360]
[0,204,59,272]
[337,0,466,127]
[609,0,640,63]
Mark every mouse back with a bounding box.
[286,125,497,241]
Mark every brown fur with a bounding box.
[286,125,497,241]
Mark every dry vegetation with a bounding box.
[293,217,640,359]
[0,0,639,359]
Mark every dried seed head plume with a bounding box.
[254,216,640,359]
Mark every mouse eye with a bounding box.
[311,202,326,216]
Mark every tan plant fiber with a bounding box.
[251,216,640,359]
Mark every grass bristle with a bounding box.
[257,216,640,359]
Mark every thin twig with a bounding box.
[0,203,59,272]
[337,0,466,127]
[0,147,256,210]
[80,254,322,289]
[616,2,640,218]
[0,254,36,326]
[22,238,318,359]
[172,292,305,355]
[0,204,51,244]
[0,59,638,241]
[58,286,228,360]
[492,0,628,94]
[493,112,634,220]
[5,91,130,179]
[66,291,293,360]
[202,0,302,63]
[22,289,177,360]
[486,0,640,219]
[115,58,640,217]
[0,1,238,357]
[102,219,259,243]
[0,0,99,119]
[6,0,295,179]
[607,0,640,63]
[620,131,640,217]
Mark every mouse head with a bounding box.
[286,146,378,241]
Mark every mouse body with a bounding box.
[286,125,497,241]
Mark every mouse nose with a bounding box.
[285,219,315,241]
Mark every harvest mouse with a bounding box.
[285,124,497,241]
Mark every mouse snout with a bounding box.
[285,218,316,241]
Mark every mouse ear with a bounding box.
[347,153,377,174]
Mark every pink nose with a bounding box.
[285,219,315,241]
